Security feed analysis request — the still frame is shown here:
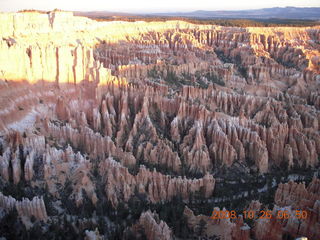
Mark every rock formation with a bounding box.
[254,177,320,240]
[130,211,173,240]
[0,10,319,239]
[183,206,250,240]
[44,145,98,206]
[0,192,47,221]
[99,157,215,206]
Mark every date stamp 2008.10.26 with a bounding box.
[210,209,308,220]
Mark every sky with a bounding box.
[1,0,320,13]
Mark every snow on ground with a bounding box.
[7,109,38,132]
[7,104,54,132]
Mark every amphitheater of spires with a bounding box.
[0,10,319,239]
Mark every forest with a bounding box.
[83,15,320,27]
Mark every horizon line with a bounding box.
[1,5,320,14]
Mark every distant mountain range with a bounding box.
[154,7,320,19]
[76,7,320,20]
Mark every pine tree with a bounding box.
[197,219,207,236]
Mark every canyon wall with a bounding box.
[0,10,319,239]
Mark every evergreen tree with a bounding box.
[197,219,207,236]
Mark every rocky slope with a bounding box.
[254,177,320,240]
[183,206,250,240]
[0,10,319,239]
[128,210,173,240]
[183,177,320,240]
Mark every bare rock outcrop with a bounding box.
[44,145,97,206]
[0,11,319,239]
[130,211,173,240]
[254,177,320,240]
[24,150,34,181]
[56,97,71,121]
[183,206,250,240]
[1,11,318,176]
[99,157,215,206]
[0,192,47,221]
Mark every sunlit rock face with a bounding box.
[0,10,319,239]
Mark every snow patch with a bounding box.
[7,109,38,132]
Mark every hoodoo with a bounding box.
[0,10,319,239]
